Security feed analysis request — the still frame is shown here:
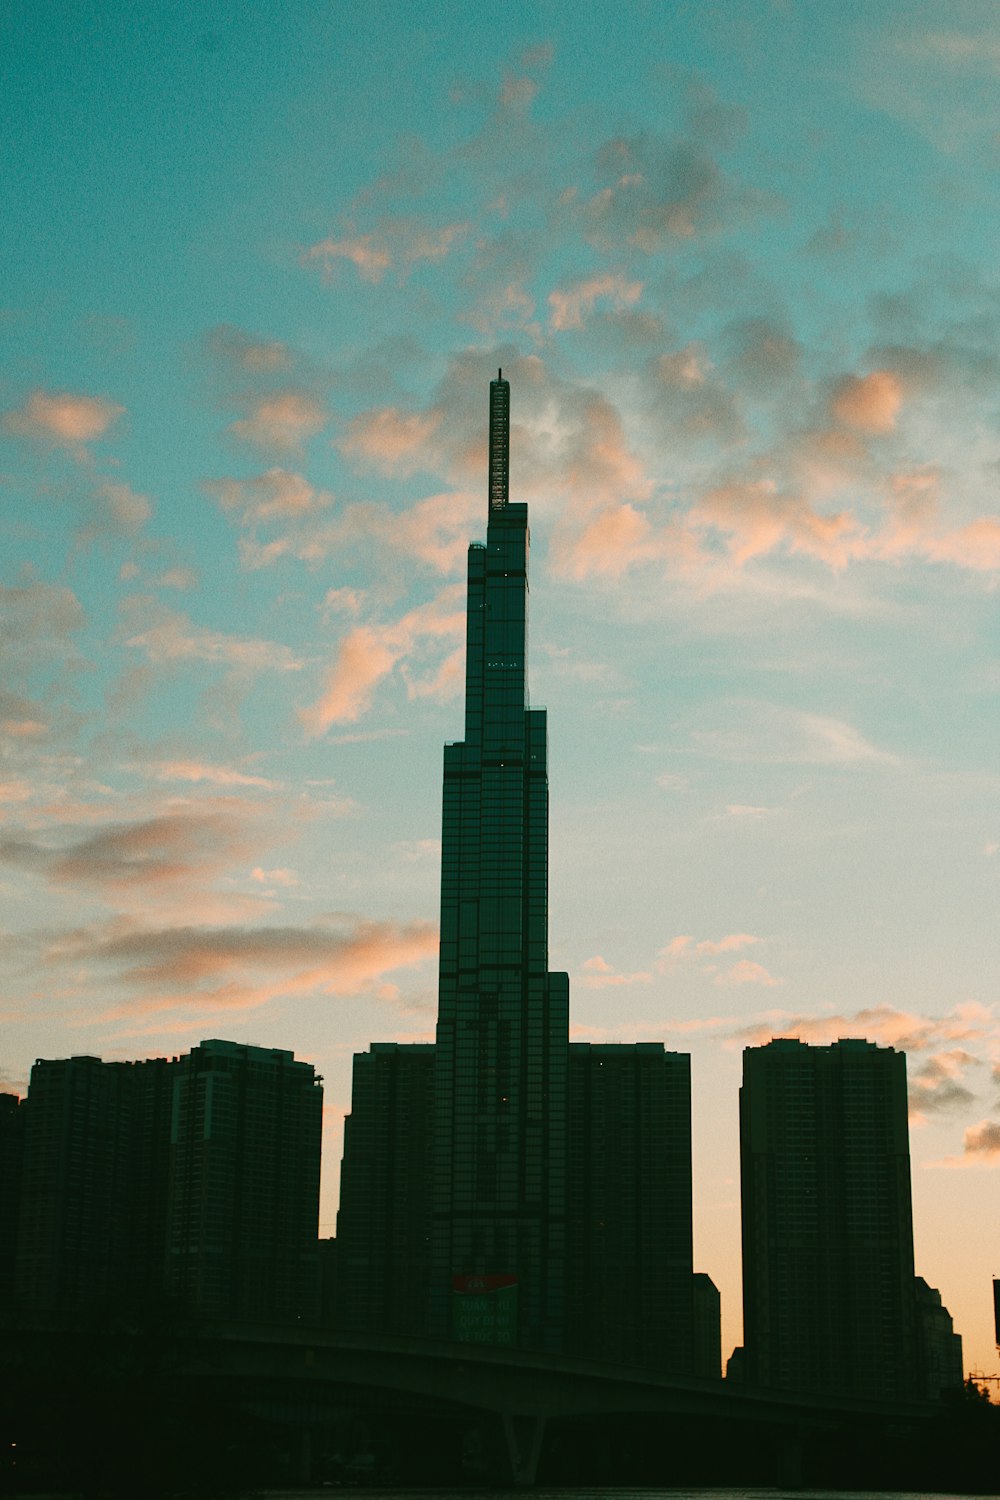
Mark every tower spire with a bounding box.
[488,368,509,512]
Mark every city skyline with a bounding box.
[2,0,999,1378]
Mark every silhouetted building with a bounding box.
[11,1040,321,1325]
[335,375,699,1367]
[334,1042,434,1335]
[167,1039,322,1321]
[740,1037,918,1399]
[693,1271,722,1379]
[566,1043,693,1371]
[13,1055,172,1314]
[0,1093,26,1309]
[914,1276,963,1397]
[430,372,569,1350]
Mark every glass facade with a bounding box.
[740,1038,919,1398]
[431,376,569,1350]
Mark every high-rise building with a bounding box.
[0,1093,26,1310]
[430,372,569,1351]
[566,1043,693,1371]
[167,1039,323,1321]
[13,1054,173,1315]
[914,1276,963,1397]
[740,1037,919,1399]
[334,1042,434,1336]
[335,373,698,1366]
[10,1040,321,1325]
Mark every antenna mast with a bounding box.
[488,368,509,512]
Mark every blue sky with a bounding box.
[2,0,998,1374]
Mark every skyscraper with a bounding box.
[336,373,698,1366]
[740,1037,919,1399]
[431,372,569,1350]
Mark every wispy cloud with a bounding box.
[119,597,300,674]
[84,914,439,1016]
[908,1049,979,1121]
[228,391,328,453]
[731,1002,997,1055]
[206,468,333,523]
[303,219,468,285]
[128,760,283,790]
[548,273,644,331]
[300,586,465,734]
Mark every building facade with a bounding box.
[335,374,699,1369]
[167,1039,323,1321]
[13,1054,172,1315]
[430,373,569,1350]
[566,1043,693,1371]
[334,1042,434,1336]
[10,1040,321,1324]
[740,1037,919,1398]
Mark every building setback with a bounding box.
[430,373,569,1351]
[336,375,700,1369]
[740,1037,919,1399]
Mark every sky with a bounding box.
[2,0,998,1377]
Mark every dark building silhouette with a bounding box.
[10,1040,321,1324]
[13,1055,172,1315]
[168,1039,322,1321]
[914,1276,963,1397]
[740,1037,919,1399]
[336,375,701,1368]
[0,1093,26,1309]
[334,1042,434,1335]
[566,1043,693,1371]
[692,1271,722,1379]
[430,373,569,1350]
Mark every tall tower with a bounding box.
[430,372,569,1350]
[740,1037,919,1398]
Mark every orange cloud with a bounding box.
[304,232,392,282]
[731,1002,996,1054]
[548,273,644,331]
[207,467,332,523]
[693,480,865,568]
[133,760,282,790]
[341,406,442,475]
[303,221,466,284]
[2,389,124,446]
[228,391,327,453]
[1,809,252,894]
[964,1119,1000,1158]
[830,370,903,433]
[96,916,439,1014]
[119,597,300,674]
[300,587,465,734]
[696,933,761,956]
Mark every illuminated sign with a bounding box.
[451,1273,518,1345]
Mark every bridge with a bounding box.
[2,1317,943,1488]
